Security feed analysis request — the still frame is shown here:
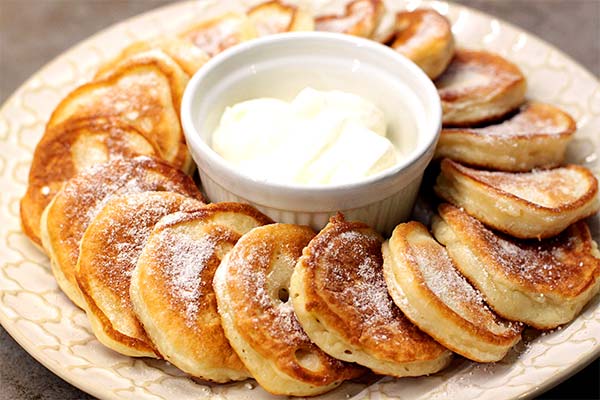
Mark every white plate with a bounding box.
[0,1,598,399]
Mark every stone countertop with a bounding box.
[0,0,598,399]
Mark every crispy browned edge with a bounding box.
[247,0,297,33]
[437,203,600,299]
[155,202,274,230]
[440,101,576,140]
[74,192,205,357]
[390,221,522,352]
[223,222,365,387]
[46,53,189,170]
[78,275,161,357]
[45,156,204,307]
[19,118,163,246]
[315,0,383,37]
[439,158,599,215]
[132,202,274,375]
[437,48,527,127]
[299,214,448,363]
[391,8,453,51]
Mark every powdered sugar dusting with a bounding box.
[321,230,394,324]
[410,239,518,334]
[478,108,562,137]
[472,167,588,208]
[436,50,522,103]
[437,65,493,94]
[57,157,200,273]
[394,10,449,52]
[315,0,377,35]
[313,224,422,346]
[490,228,583,293]
[232,239,309,346]
[89,192,200,316]
[272,300,309,346]
[225,225,319,349]
[54,191,195,343]
[454,208,600,296]
[156,228,217,327]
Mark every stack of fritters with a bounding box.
[41,157,203,308]
[76,191,204,357]
[290,216,452,377]
[420,16,600,333]
[383,222,522,362]
[131,203,273,383]
[433,204,600,329]
[21,46,205,250]
[215,223,364,395]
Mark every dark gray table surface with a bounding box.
[0,1,598,399]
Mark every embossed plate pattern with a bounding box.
[0,1,598,399]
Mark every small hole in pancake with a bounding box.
[294,349,322,371]
[155,184,167,191]
[278,287,289,302]
[344,349,352,355]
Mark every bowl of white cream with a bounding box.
[181,32,441,234]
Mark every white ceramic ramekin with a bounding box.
[181,32,441,235]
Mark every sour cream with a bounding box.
[211,88,397,185]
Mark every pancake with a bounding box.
[370,7,396,43]
[290,215,451,377]
[390,9,454,79]
[214,223,363,395]
[435,101,577,171]
[47,49,193,173]
[383,222,522,362]
[315,0,384,39]
[433,203,600,329]
[247,0,314,36]
[20,117,158,247]
[76,191,204,357]
[40,156,203,309]
[434,158,600,239]
[130,203,273,382]
[95,37,211,78]
[435,49,527,127]
[179,12,257,57]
